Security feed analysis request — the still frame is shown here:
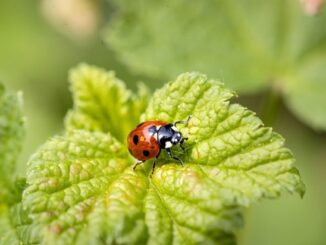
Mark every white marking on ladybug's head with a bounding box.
[171,132,182,144]
[171,126,178,131]
[165,141,173,148]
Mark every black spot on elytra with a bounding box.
[133,135,139,145]
[143,150,150,157]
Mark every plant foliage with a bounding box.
[0,65,304,244]
[0,84,24,203]
[0,84,38,245]
[106,0,326,130]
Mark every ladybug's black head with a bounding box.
[157,124,184,149]
[171,131,182,145]
[156,116,191,150]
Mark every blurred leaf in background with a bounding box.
[106,0,326,130]
[0,0,150,174]
[239,109,326,245]
[0,83,36,245]
[0,83,24,203]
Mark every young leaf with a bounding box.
[65,64,150,143]
[143,73,305,204]
[0,206,21,245]
[22,70,304,244]
[0,84,37,245]
[0,202,41,245]
[23,130,240,244]
[0,83,25,203]
[106,0,326,130]
[284,73,326,130]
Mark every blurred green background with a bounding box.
[0,0,325,244]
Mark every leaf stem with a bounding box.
[260,86,282,126]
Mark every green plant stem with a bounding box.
[261,88,282,126]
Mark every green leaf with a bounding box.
[22,70,304,244]
[0,202,40,245]
[284,68,326,130]
[65,64,150,142]
[23,130,241,244]
[0,177,40,245]
[143,73,305,203]
[106,0,326,130]
[0,83,25,203]
[0,83,36,245]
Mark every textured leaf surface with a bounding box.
[0,202,40,245]
[0,83,25,203]
[23,130,240,244]
[0,84,33,245]
[107,0,326,130]
[65,64,150,142]
[22,70,304,245]
[143,73,305,204]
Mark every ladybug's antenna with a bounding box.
[173,115,192,127]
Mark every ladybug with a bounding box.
[127,116,191,175]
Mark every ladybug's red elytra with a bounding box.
[127,116,191,176]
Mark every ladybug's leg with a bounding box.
[173,115,192,127]
[133,160,145,171]
[150,150,161,177]
[166,148,184,166]
[180,137,188,153]
[150,157,158,177]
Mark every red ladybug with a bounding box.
[127,116,191,175]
